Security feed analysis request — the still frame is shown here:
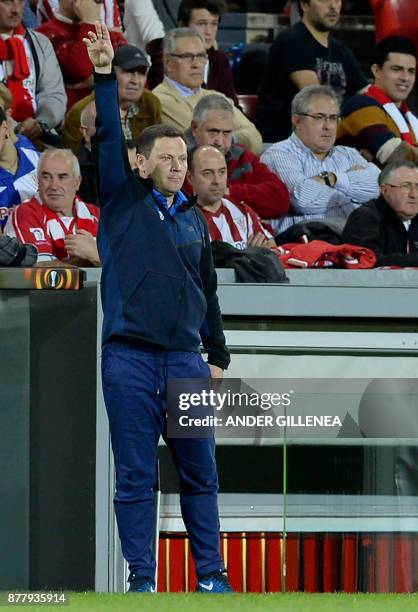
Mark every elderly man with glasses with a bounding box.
[343,160,418,266]
[152,27,262,154]
[261,85,380,237]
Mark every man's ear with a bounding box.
[299,0,308,16]
[1,119,9,138]
[371,63,380,80]
[291,114,300,131]
[191,120,197,136]
[136,153,149,178]
[164,53,173,77]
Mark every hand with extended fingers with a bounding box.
[83,21,114,73]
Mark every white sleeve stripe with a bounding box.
[12,209,26,243]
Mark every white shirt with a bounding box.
[123,0,165,53]
[261,132,380,234]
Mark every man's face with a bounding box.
[191,109,233,155]
[188,146,228,208]
[380,166,418,221]
[137,137,188,197]
[187,8,219,50]
[292,95,339,158]
[38,154,81,215]
[0,0,24,34]
[372,52,416,104]
[301,0,341,31]
[165,35,207,90]
[115,66,147,106]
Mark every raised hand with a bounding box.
[83,21,114,73]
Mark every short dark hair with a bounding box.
[187,143,225,173]
[373,36,417,68]
[178,0,226,25]
[136,124,186,157]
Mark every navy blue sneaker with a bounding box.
[127,573,156,593]
[196,570,234,593]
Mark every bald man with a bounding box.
[188,144,275,249]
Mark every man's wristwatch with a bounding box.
[319,171,332,186]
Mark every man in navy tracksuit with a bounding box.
[85,23,232,593]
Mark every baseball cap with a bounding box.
[113,45,150,71]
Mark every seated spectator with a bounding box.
[75,99,139,203]
[0,82,14,118]
[255,0,367,143]
[343,160,418,266]
[184,93,289,219]
[5,148,100,266]
[188,144,275,249]
[146,0,238,104]
[0,0,66,142]
[37,0,126,109]
[36,0,121,29]
[63,44,161,152]
[123,0,165,56]
[76,100,97,204]
[261,85,380,236]
[152,28,262,153]
[337,36,418,166]
[0,106,40,229]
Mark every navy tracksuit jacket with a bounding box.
[94,70,229,580]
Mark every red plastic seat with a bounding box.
[370,0,418,52]
[237,94,258,121]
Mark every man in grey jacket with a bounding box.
[0,0,66,142]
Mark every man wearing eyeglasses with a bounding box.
[152,27,262,154]
[144,0,238,105]
[261,85,380,237]
[343,161,418,267]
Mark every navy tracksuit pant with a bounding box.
[102,341,224,579]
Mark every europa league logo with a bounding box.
[46,270,63,289]
[31,268,82,290]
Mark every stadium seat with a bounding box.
[237,94,258,121]
[370,0,418,53]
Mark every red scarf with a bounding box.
[0,24,35,121]
[366,84,417,145]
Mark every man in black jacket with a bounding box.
[84,22,232,594]
[343,160,418,266]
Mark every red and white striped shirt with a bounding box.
[5,195,99,262]
[199,197,272,250]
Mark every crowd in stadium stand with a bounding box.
[0,0,417,268]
